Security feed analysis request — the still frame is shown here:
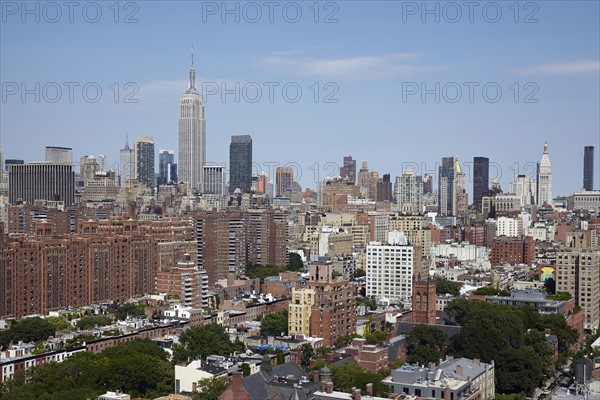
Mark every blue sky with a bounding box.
[1,0,599,196]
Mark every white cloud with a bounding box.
[254,52,445,80]
[511,59,600,76]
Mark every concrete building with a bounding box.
[383,357,495,400]
[573,191,600,211]
[8,163,75,206]
[496,216,524,237]
[178,50,206,192]
[366,231,417,305]
[556,232,600,332]
[509,174,536,207]
[156,254,204,309]
[438,157,456,216]
[229,135,252,193]
[175,359,227,395]
[158,149,177,186]
[276,167,294,197]
[340,155,357,183]
[44,146,73,165]
[203,165,226,195]
[395,168,423,213]
[119,138,135,186]
[537,142,553,206]
[134,136,155,189]
[288,287,316,336]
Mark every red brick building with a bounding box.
[490,236,535,266]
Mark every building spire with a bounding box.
[544,141,548,154]
[189,47,196,91]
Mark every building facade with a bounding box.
[229,135,252,193]
[134,136,155,189]
[178,50,206,192]
[8,163,75,206]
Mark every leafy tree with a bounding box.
[260,310,288,337]
[330,362,391,396]
[435,278,463,296]
[543,277,556,294]
[45,317,73,332]
[356,296,377,310]
[472,287,510,296]
[364,329,386,345]
[315,346,332,358]
[288,252,305,271]
[0,340,173,400]
[335,334,361,348]
[76,316,112,330]
[0,317,55,350]
[115,303,146,321]
[240,363,251,377]
[245,263,287,282]
[547,291,571,301]
[300,343,314,369]
[495,347,544,395]
[275,349,285,365]
[172,324,242,364]
[352,269,366,279]
[194,377,230,400]
[405,325,447,366]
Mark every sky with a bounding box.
[1,0,599,196]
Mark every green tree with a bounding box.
[240,363,251,377]
[547,291,571,301]
[495,347,544,395]
[335,334,361,348]
[0,317,55,350]
[472,287,511,296]
[330,362,391,396]
[300,343,314,369]
[352,269,366,279]
[172,324,242,364]
[260,310,288,337]
[76,315,112,330]
[288,252,305,271]
[356,296,377,310]
[435,278,463,296]
[45,316,73,332]
[194,377,230,400]
[364,329,386,345]
[405,325,447,366]
[543,277,556,294]
[115,303,146,321]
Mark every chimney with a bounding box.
[191,382,197,393]
[352,388,362,400]
[473,359,480,366]
[456,365,463,376]
[444,386,451,400]
[366,383,373,396]
[232,370,243,389]
[326,382,334,394]
[313,369,320,383]
[429,362,436,371]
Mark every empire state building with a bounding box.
[178,50,206,192]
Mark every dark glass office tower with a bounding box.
[584,146,594,191]
[229,135,252,193]
[473,157,489,211]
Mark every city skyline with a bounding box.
[1,1,598,195]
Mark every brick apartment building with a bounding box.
[490,235,535,266]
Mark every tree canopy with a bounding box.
[76,315,113,331]
[0,317,55,350]
[115,303,146,321]
[446,299,578,395]
[405,325,447,366]
[471,287,510,296]
[0,339,173,400]
[172,323,242,364]
[260,310,289,337]
[435,278,463,296]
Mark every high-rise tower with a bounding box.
[583,146,594,191]
[536,142,553,206]
[178,49,206,192]
[119,136,135,186]
[473,157,489,212]
[229,135,252,193]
